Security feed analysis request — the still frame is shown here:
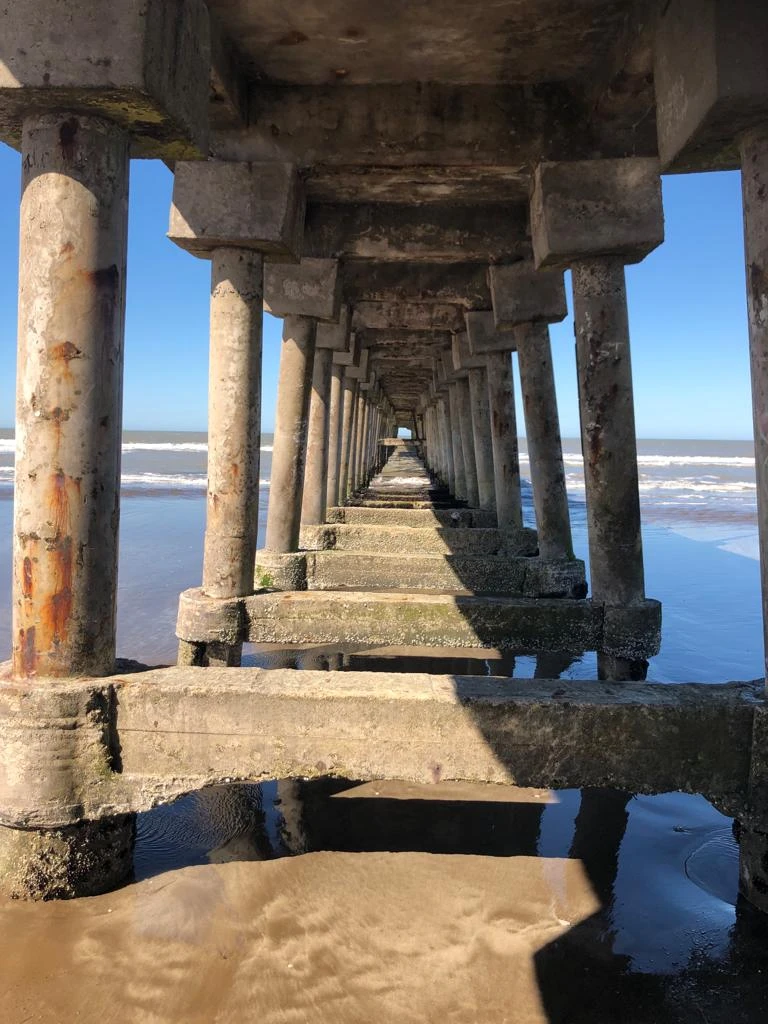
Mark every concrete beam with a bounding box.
[303,202,531,262]
[177,588,662,660]
[326,506,498,528]
[265,258,342,322]
[297,551,586,598]
[452,331,486,371]
[1,669,759,828]
[531,159,664,269]
[343,262,491,309]
[489,262,568,328]
[300,523,537,557]
[655,0,768,172]
[169,161,305,260]
[333,331,361,367]
[316,306,351,351]
[213,83,657,203]
[353,302,464,332]
[466,312,515,355]
[0,0,210,158]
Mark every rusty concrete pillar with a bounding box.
[572,258,645,678]
[515,325,573,560]
[264,315,317,552]
[13,113,129,680]
[301,346,333,526]
[325,362,344,512]
[448,382,467,500]
[338,374,358,501]
[468,366,496,512]
[456,378,479,507]
[485,350,523,530]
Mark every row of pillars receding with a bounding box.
[9,119,768,699]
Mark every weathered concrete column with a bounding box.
[485,351,523,530]
[170,160,305,658]
[531,158,663,680]
[13,114,129,680]
[439,395,456,495]
[0,1,212,900]
[325,362,344,511]
[301,346,333,526]
[264,316,317,552]
[338,375,358,501]
[515,325,573,560]
[456,377,480,507]
[352,391,367,492]
[739,128,768,916]
[448,382,467,500]
[203,249,263,598]
[572,260,644,606]
[742,127,768,682]
[467,366,496,512]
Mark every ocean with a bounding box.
[0,430,765,1023]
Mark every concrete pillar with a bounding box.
[742,127,768,684]
[485,350,523,530]
[13,113,129,680]
[264,316,317,552]
[325,362,344,512]
[738,128,768,918]
[353,392,367,492]
[203,249,263,598]
[468,367,496,512]
[448,382,467,500]
[338,375,357,501]
[439,396,456,494]
[572,257,645,680]
[301,346,333,526]
[5,112,136,899]
[195,248,264,668]
[516,325,573,560]
[456,378,480,507]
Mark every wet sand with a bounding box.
[1,781,767,1024]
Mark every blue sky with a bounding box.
[0,146,752,439]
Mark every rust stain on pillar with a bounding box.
[13,113,129,679]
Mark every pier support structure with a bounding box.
[652,0,768,913]
[531,158,663,679]
[170,161,305,665]
[0,0,210,898]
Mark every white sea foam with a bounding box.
[519,452,755,469]
[0,468,271,491]
[0,440,274,455]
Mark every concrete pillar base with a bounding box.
[597,653,648,682]
[0,816,135,901]
[737,822,768,914]
[255,549,308,591]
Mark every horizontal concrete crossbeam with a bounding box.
[0,667,761,828]
[177,588,661,657]
[326,507,498,528]
[299,524,537,556]
[303,552,586,598]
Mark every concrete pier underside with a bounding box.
[1,0,768,920]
